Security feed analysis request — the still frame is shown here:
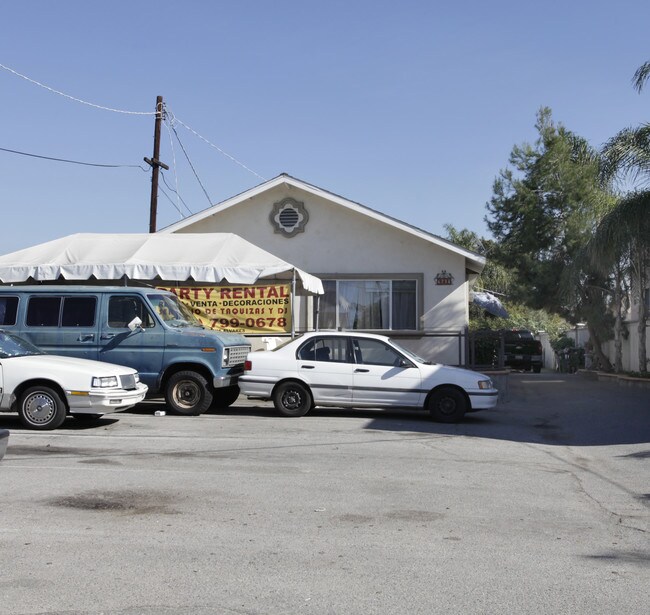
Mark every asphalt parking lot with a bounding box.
[1,372,649,615]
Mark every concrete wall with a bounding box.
[602,319,649,373]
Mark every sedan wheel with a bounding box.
[19,386,67,430]
[427,387,467,423]
[273,381,313,417]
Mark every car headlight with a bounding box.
[478,379,493,390]
[92,376,119,388]
[222,348,230,367]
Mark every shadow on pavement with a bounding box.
[220,373,649,448]
[4,373,647,449]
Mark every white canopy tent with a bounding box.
[0,233,323,294]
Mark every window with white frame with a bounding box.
[316,279,417,330]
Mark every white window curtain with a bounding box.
[339,280,389,329]
[317,279,416,330]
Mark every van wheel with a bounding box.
[427,387,467,423]
[165,371,213,416]
[19,386,67,430]
[211,385,240,409]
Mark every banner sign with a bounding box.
[160,285,291,334]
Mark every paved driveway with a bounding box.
[0,373,648,614]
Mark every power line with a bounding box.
[158,183,188,219]
[2,62,266,217]
[0,62,155,115]
[166,109,266,181]
[0,145,148,170]
[167,120,213,206]
[161,170,193,217]
[162,119,184,216]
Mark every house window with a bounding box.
[317,279,417,330]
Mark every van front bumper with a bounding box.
[214,367,244,389]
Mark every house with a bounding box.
[159,174,486,365]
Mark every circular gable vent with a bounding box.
[270,198,309,237]
[279,207,300,228]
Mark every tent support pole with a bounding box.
[291,270,296,338]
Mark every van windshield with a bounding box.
[148,293,204,328]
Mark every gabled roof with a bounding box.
[159,174,486,273]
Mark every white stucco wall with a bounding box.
[171,184,475,364]
[175,186,468,322]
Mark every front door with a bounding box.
[98,294,164,389]
[351,337,422,407]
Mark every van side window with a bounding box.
[61,297,96,327]
[26,297,61,327]
[0,296,18,326]
[108,296,155,329]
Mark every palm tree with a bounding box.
[633,61,650,92]
[586,193,650,373]
[597,61,650,373]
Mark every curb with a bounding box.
[578,369,650,389]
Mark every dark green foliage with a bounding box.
[483,108,615,367]
[485,108,612,315]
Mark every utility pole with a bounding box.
[144,95,169,233]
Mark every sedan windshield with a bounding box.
[0,331,44,359]
[388,338,432,364]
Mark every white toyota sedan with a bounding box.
[0,330,148,430]
[239,332,499,422]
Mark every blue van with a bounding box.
[0,286,251,415]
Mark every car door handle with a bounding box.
[354,368,369,373]
[77,334,95,342]
[300,365,315,369]
[100,333,115,340]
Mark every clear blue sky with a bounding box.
[1,0,649,254]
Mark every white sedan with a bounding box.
[0,331,148,430]
[239,332,499,422]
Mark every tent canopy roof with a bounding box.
[0,233,323,294]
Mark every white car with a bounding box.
[239,332,499,422]
[0,330,148,430]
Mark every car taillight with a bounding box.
[244,360,252,371]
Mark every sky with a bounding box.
[1,0,649,255]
